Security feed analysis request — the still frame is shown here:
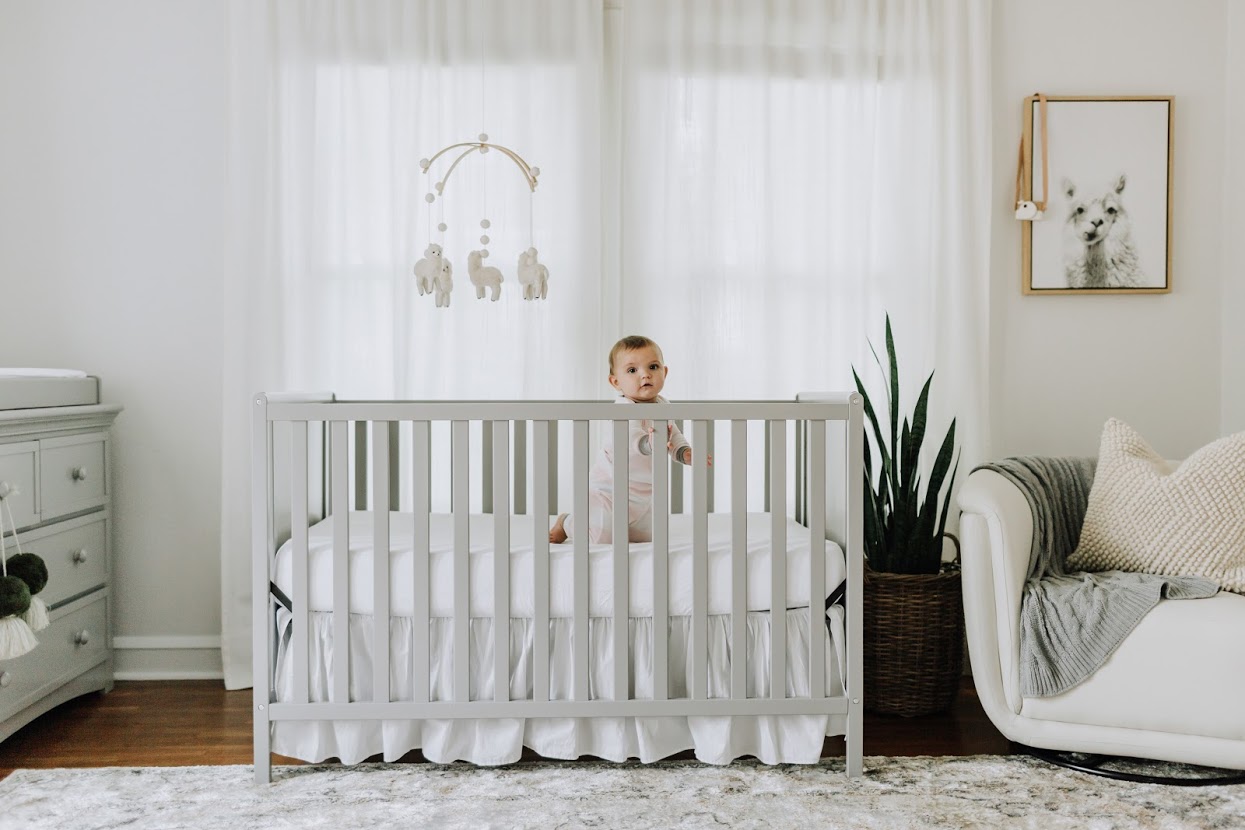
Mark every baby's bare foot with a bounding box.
[549,513,569,544]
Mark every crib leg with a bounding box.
[254,703,272,784]
[846,697,864,777]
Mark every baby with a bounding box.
[550,335,706,544]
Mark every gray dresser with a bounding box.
[0,376,121,742]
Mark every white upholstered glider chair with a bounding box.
[956,463,1245,780]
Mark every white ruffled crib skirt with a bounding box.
[273,608,846,766]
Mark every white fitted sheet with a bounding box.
[272,511,845,619]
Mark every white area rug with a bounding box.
[3,756,1243,829]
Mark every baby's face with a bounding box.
[609,346,668,403]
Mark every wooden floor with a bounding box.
[0,678,1011,780]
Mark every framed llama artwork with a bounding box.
[1021,95,1173,295]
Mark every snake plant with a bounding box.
[852,315,960,574]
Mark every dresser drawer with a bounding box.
[0,597,108,724]
[40,433,108,519]
[24,517,107,608]
[0,441,39,530]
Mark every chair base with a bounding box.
[1018,744,1245,787]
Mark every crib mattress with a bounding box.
[272,511,845,619]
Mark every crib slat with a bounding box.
[514,420,527,515]
[671,419,684,514]
[770,420,787,699]
[493,421,510,703]
[730,420,747,700]
[612,419,628,701]
[483,421,493,514]
[808,419,827,700]
[532,421,551,702]
[548,420,558,512]
[692,420,708,700]
[795,420,805,525]
[412,420,430,703]
[291,422,310,704]
[572,420,589,701]
[331,421,350,705]
[453,420,470,703]
[371,423,391,703]
[389,422,400,511]
[705,420,715,512]
[652,419,669,701]
[353,421,367,510]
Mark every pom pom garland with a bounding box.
[0,489,45,657]
[6,552,47,595]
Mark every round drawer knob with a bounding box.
[72,466,89,482]
[0,671,10,688]
[74,630,91,646]
[72,549,89,565]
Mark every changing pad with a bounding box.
[0,371,97,410]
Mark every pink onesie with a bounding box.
[563,395,691,543]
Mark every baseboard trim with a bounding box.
[114,670,225,681]
[113,635,221,650]
[112,636,223,680]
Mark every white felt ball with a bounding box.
[480,219,491,229]
[437,222,448,232]
[481,249,489,258]
[480,235,490,245]
[419,158,429,170]
[424,193,435,203]
[435,181,444,192]
[531,166,540,177]
[478,133,488,142]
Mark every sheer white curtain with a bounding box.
[617,0,991,472]
[222,0,991,690]
[221,0,604,689]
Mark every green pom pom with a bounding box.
[6,553,48,595]
[0,575,31,617]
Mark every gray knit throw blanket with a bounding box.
[976,457,1219,697]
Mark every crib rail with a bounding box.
[253,395,863,782]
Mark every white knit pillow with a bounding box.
[1066,418,1245,593]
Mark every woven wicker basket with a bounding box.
[862,564,965,717]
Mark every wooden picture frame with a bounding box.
[1021,95,1173,295]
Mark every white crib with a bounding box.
[251,394,864,782]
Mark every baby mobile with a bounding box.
[413,135,549,307]
[0,484,50,660]
[413,11,549,308]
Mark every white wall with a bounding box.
[990,0,1230,460]
[1223,3,1245,435]
[0,1,1239,679]
[0,1,226,678]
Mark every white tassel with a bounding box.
[0,615,37,660]
[21,596,48,632]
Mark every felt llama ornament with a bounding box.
[0,485,45,660]
[413,243,445,297]
[433,260,454,308]
[517,247,549,300]
[467,249,503,301]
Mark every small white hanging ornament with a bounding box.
[434,260,454,308]
[413,243,445,297]
[517,247,549,301]
[438,222,448,233]
[467,250,503,301]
